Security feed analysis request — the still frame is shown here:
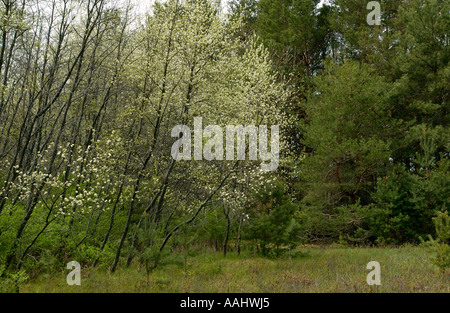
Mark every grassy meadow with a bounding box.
[20,246,449,293]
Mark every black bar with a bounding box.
[2,293,447,312]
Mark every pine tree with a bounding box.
[299,60,393,239]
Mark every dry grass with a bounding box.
[20,246,450,293]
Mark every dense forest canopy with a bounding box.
[0,0,448,275]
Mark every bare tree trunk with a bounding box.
[223,206,231,257]
[237,214,243,256]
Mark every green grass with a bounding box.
[20,246,449,293]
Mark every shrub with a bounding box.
[245,181,304,257]
[421,211,450,273]
[431,211,450,272]
[0,266,29,293]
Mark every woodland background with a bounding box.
[0,0,448,290]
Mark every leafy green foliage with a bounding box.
[0,265,29,293]
[431,211,450,272]
[421,211,450,272]
[245,181,303,257]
